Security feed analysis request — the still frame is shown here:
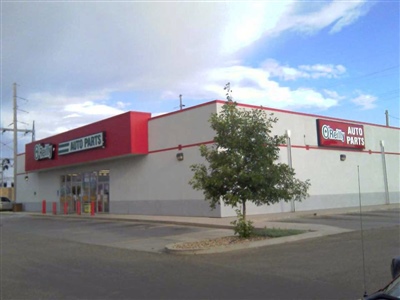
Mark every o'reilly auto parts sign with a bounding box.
[317,119,365,149]
[34,143,55,160]
[58,132,105,156]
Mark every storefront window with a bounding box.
[60,170,109,214]
[71,173,81,200]
[90,172,97,203]
[98,170,110,213]
[60,175,66,209]
[66,174,72,212]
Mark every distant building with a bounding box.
[0,187,14,201]
[17,100,399,217]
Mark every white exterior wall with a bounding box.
[99,102,220,217]
[18,158,96,212]
[215,103,400,217]
[149,102,216,150]
[109,150,219,217]
[17,154,39,206]
[17,153,52,211]
[17,101,399,217]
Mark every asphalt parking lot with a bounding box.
[1,209,399,300]
[0,214,233,253]
[1,207,398,254]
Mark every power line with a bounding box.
[374,88,399,96]
[378,95,400,102]
[17,96,29,102]
[353,65,399,80]
[310,65,399,92]
[389,114,400,120]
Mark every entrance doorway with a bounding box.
[60,170,109,214]
[97,170,110,213]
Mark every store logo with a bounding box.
[58,132,105,156]
[317,119,365,149]
[321,125,345,142]
[34,143,54,161]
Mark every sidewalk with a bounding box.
[34,203,398,228]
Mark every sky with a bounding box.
[1,0,399,181]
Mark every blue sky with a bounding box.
[1,1,399,180]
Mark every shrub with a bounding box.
[231,210,254,238]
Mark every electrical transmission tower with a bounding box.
[0,83,35,201]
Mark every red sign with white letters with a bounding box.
[317,119,365,149]
[25,111,151,172]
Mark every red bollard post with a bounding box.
[42,199,46,214]
[76,201,81,215]
[52,202,57,215]
[64,201,68,215]
[90,202,95,216]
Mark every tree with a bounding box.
[189,83,310,237]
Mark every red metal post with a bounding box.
[42,199,46,214]
[76,201,81,215]
[52,202,57,215]
[90,202,95,216]
[64,201,68,215]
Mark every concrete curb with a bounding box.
[164,228,352,255]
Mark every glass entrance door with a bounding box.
[98,170,110,213]
[82,172,91,213]
[60,174,74,213]
[71,173,82,213]
[60,170,109,214]
[89,171,97,212]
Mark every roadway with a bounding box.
[1,208,399,299]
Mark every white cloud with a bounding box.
[15,92,125,140]
[199,65,338,109]
[221,2,293,53]
[351,93,377,110]
[329,1,372,33]
[323,90,346,101]
[0,1,374,145]
[2,1,367,100]
[298,64,346,79]
[291,88,337,108]
[270,1,374,35]
[116,101,130,109]
[64,101,123,116]
[63,113,81,119]
[2,2,227,96]
[264,59,346,81]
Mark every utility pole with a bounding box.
[13,83,18,201]
[179,94,185,110]
[0,83,35,201]
[286,130,295,212]
[380,140,390,205]
[385,110,389,127]
[1,121,35,138]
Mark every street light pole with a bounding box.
[286,130,295,212]
[13,83,18,202]
[380,140,390,205]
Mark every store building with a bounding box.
[17,100,400,217]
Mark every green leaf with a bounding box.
[189,83,311,226]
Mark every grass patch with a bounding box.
[253,227,307,238]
